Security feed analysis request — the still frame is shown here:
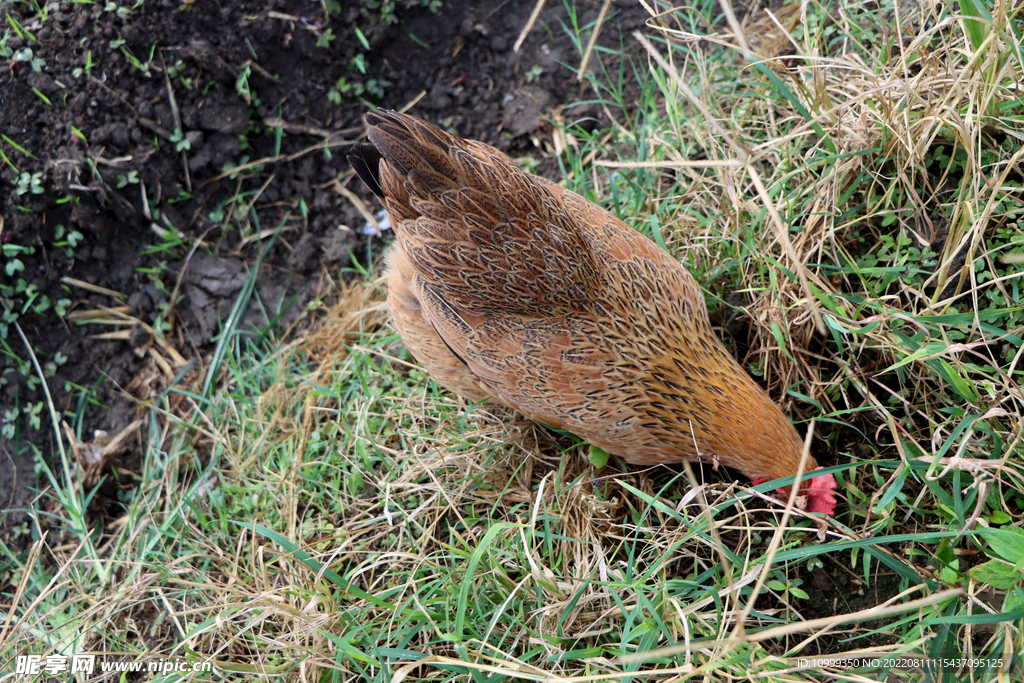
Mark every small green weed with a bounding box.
[318,0,438,104]
[14,171,44,195]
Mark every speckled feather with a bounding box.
[348,110,837,514]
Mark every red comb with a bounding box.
[805,469,837,515]
[751,468,837,515]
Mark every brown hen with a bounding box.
[349,110,836,515]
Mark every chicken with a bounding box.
[348,110,837,515]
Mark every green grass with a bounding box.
[4,1,1024,682]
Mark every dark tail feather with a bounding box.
[347,142,384,199]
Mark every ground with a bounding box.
[0,0,651,534]
[0,0,933,629]
[5,3,1021,676]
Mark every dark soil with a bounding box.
[0,1,653,542]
